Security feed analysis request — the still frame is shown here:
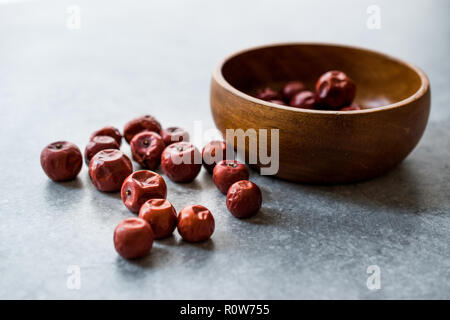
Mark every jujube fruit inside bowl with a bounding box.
[211,43,430,183]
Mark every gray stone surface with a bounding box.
[0,0,449,299]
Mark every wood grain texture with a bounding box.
[210,43,430,184]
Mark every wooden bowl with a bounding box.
[210,43,430,184]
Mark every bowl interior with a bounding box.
[221,44,423,109]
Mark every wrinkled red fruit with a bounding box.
[114,217,154,259]
[121,170,167,213]
[40,141,82,182]
[89,149,133,192]
[340,104,362,111]
[268,99,287,106]
[177,205,215,242]
[90,126,122,146]
[255,87,281,101]
[123,115,162,143]
[282,81,306,101]
[139,199,177,239]
[202,140,229,174]
[315,70,356,109]
[226,180,262,218]
[213,160,249,194]
[161,127,189,146]
[130,131,165,170]
[161,142,202,182]
[290,91,316,109]
[84,135,120,164]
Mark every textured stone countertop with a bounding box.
[0,0,449,299]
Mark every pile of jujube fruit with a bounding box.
[255,70,360,111]
[40,115,262,260]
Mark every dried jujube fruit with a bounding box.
[84,135,120,164]
[290,91,316,109]
[226,180,262,218]
[123,115,162,143]
[90,126,122,146]
[114,217,154,259]
[161,127,189,146]
[202,140,229,174]
[212,160,249,194]
[139,199,177,239]
[161,142,202,183]
[315,70,356,109]
[40,141,82,182]
[255,87,281,101]
[89,149,133,192]
[282,81,306,101]
[177,205,215,242]
[121,170,167,213]
[130,131,165,170]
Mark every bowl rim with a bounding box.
[213,42,430,114]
